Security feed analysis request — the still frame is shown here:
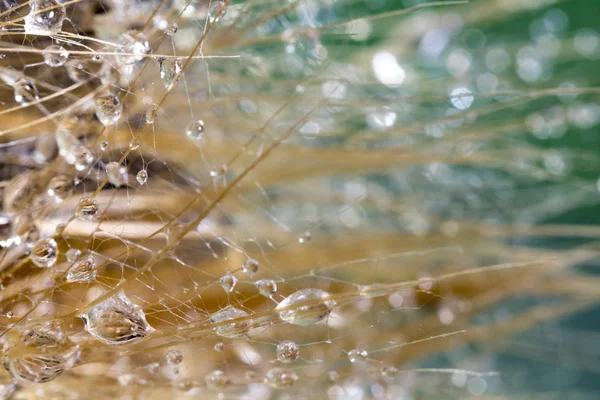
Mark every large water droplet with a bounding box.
[242,258,258,277]
[166,349,183,365]
[209,307,251,338]
[14,79,39,105]
[348,348,368,363]
[256,279,277,297]
[276,340,299,363]
[116,31,150,65]
[30,238,58,268]
[136,169,148,185]
[264,367,297,389]
[95,94,123,126]
[208,0,227,23]
[205,369,229,390]
[276,288,335,326]
[159,58,182,90]
[66,256,97,282]
[76,198,98,221]
[186,120,205,140]
[81,290,153,345]
[65,248,81,262]
[24,0,66,35]
[43,44,68,67]
[105,162,128,187]
[219,273,237,293]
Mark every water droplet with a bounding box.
[76,198,98,221]
[166,349,183,365]
[219,273,237,293]
[264,367,297,389]
[30,238,58,268]
[105,162,128,187]
[81,290,153,345]
[116,31,150,65]
[95,94,122,126]
[43,44,68,67]
[14,79,39,105]
[186,120,205,140]
[256,279,277,297]
[66,60,92,82]
[214,342,224,352]
[66,256,97,282]
[65,248,81,262]
[136,169,148,185]
[24,0,66,35]
[129,138,140,150]
[276,340,299,363]
[276,288,335,326]
[242,258,258,277]
[74,147,94,171]
[359,284,387,298]
[210,307,251,338]
[298,232,311,243]
[166,23,178,35]
[159,57,182,90]
[208,0,227,23]
[382,365,398,377]
[145,104,158,124]
[205,370,229,390]
[146,362,160,374]
[348,348,368,363]
[100,141,108,151]
[6,311,14,318]
[327,370,338,382]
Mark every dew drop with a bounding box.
[66,60,92,82]
[73,147,94,171]
[205,369,229,390]
[14,79,39,105]
[6,311,14,318]
[382,365,398,377]
[298,232,311,243]
[43,44,68,67]
[136,169,148,185]
[159,57,182,90]
[146,362,160,374]
[186,120,205,140]
[76,198,98,221]
[105,162,128,187]
[65,248,81,262]
[348,348,368,363]
[66,256,97,282]
[166,349,183,365]
[129,138,140,150]
[241,258,258,277]
[81,290,153,345]
[166,23,179,35]
[30,238,58,268]
[95,94,123,126]
[116,31,150,65]
[359,284,387,298]
[145,104,158,124]
[100,141,108,151]
[264,367,297,389]
[47,175,72,202]
[24,0,66,35]
[256,279,277,297]
[276,288,335,326]
[208,0,227,23]
[214,342,224,352]
[276,340,299,363]
[219,273,237,293]
[210,307,251,338]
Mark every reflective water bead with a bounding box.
[47,175,71,202]
[241,258,258,277]
[166,349,183,365]
[76,198,98,221]
[213,342,224,352]
[129,138,140,150]
[264,368,297,389]
[66,256,97,282]
[276,288,335,326]
[186,120,205,140]
[256,279,277,297]
[24,0,66,35]
[100,141,109,151]
[208,0,227,23]
[14,79,39,105]
[209,307,251,338]
[136,169,148,185]
[74,147,94,171]
[159,57,182,90]
[105,162,128,187]
[95,94,123,126]
[205,370,229,390]
[348,348,368,363]
[81,290,153,345]
[145,104,158,124]
[276,340,299,363]
[116,31,150,65]
[65,248,81,262]
[166,23,178,35]
[146,362,160,374]
[30,238,58,268]
[219,273,237,293]
[382,365,398,377]
[298,232,311,243]
[43,44,68,67]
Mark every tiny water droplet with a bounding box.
[208,0,227,23]
[14,79,39,105]
[30,238,58,268]
[66,256,97,282]
[219,273,237,293]
[6,311,14,318]
[348,348,368,363]
[47,175,72,202]
[166,23,178,35]
[100,141,108,151]
[24,0,66,35]
[105,162,128,187]
[298,232,311,243]
[145,104,158,124]
[95,94,122,126]
[256,279,277,297]
[264,368,297,389]
[382,365,398,377]
[159,57,182,90]
[129,138,140,150]
[116,31,150,65]
[74,147,94,171]
[66,60,93,82]
[146,362,160,374]
[81,290,153,345]
[276,288,335,326]
[205,370,229,390]
[276,341,299,363]
[186,120,205,140]
[214,342,224,352]
[210,307,251,338]
[76,198,98,221]
[136,169,148,185]
[166,349,183,365]
[65,248,81,262]
[242,258,258,277]
[43,44,68,67]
